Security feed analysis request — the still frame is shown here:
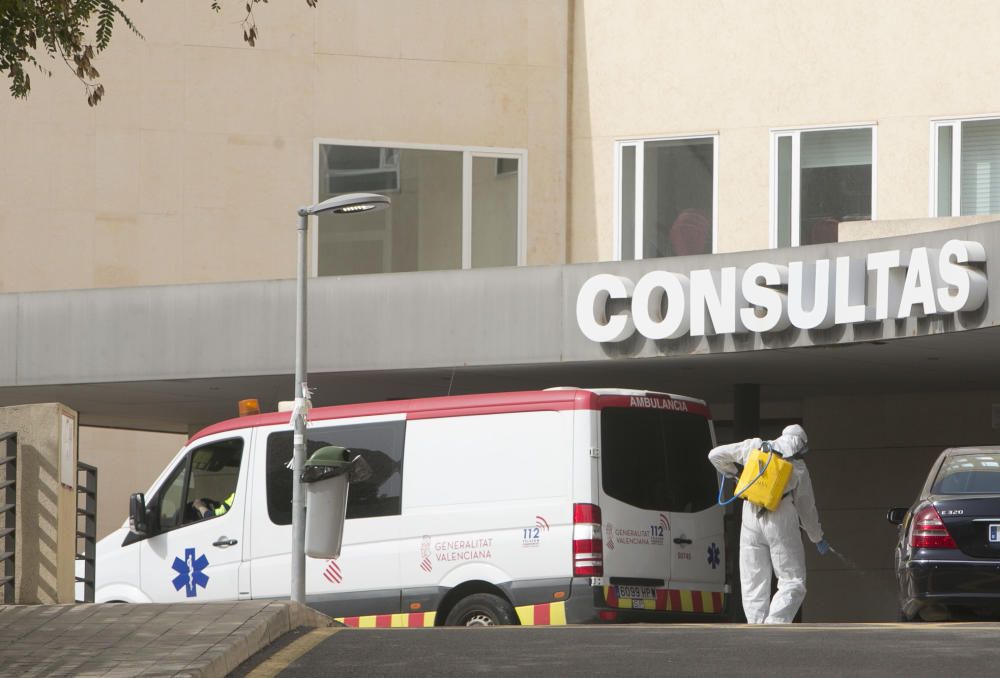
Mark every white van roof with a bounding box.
[189,388,709,444]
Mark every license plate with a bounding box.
[616,585,655,600]
[990,524,1000,543]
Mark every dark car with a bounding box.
[887,446,1000,621]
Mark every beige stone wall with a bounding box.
[0,1,569,293]
[10,1,1000,287]
[78,427,186,541]
[839,215,1000,242]
[570,0,1000,262]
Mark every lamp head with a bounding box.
[298,192,390,217]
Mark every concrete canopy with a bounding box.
[1,222,998,434]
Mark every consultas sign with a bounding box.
[576,239,987,342]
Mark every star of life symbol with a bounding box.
[172,547,210,597]
[707,542,721,569]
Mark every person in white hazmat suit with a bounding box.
[708,424,830,624]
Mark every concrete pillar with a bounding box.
[733,383,760,441]
[0,404,79,604]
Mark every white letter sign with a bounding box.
[576,238,988,343]
[576,274,635,343]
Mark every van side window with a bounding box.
[265,420,406,525]
[601,408,716,513]
[149,438,244,534]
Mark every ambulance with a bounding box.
[95,388,729,626]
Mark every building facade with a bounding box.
[3,1,1000,621]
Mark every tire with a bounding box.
[444,593,518,627]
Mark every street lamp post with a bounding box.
[291,192,390,605]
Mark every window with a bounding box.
[265,420,406,525]
[771,126,875,247]
[616,136,717,260]
[932,452,1000,494]
[325,146,400,193]
[932,117,1000,217]
[600,408,717,513]
[315,142,525,276]
[155,457,188,533]
[150,439,244,534]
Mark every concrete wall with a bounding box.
[570,0,1000,261]
[801,389,1000,621]
[0,1,570,293]
[0,404,78,604]
[6,0,1000,282]
[839,215,1000,242]
[4,222,999,391]
[78,427,186,540]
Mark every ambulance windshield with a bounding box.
[600,407,716,513]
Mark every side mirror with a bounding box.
[129,492,148,536]
[886,507,907,526]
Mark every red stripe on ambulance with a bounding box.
[534,603,551,625]
[655,589,668,609]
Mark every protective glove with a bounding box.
[816,539,831,556]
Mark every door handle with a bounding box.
[673,537,693,545]
[213,537,238,548]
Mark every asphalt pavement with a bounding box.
[4,603,1000,677]
[249,622,1000,678]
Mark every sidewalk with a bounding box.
[0,600,331,677]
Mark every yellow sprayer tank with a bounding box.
[734,448,793,512]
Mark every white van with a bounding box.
[95,388,728,626]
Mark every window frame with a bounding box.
[613,133,719,261]
[930,114,1000,217]
[769,123,878,248]
[311,139,527,275]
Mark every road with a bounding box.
[237,622,1000,677]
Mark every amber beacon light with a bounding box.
[238,399,260,417]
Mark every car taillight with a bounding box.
[910,504,957,549]
[573,502,603,577]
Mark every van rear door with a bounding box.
[598,395,723,601]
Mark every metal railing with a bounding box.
[75,462,97,604]
[0,432,16,604]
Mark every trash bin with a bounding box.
[301,445,352,559]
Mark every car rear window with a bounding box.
[601,407,716,513]
[932,452,1000,494]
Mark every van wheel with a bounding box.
[444,593,517,627]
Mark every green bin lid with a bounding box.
[305,445,350,467]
